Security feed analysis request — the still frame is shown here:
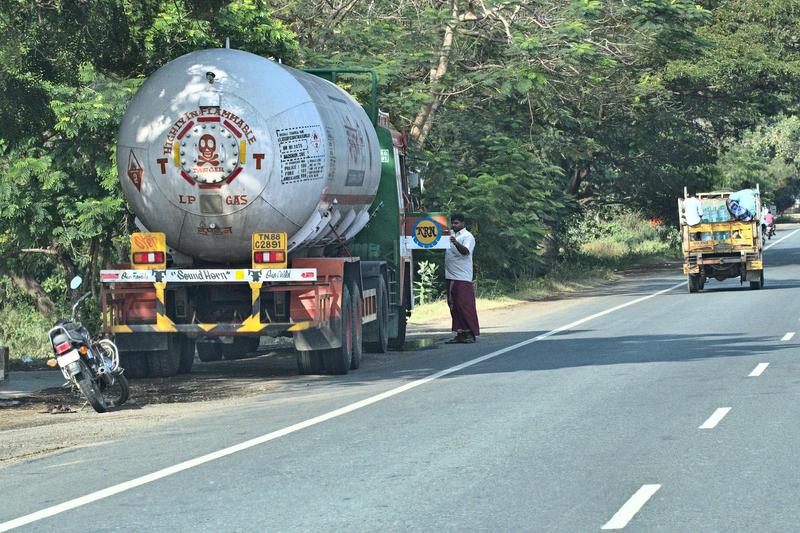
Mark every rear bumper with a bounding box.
[111,321,312,336]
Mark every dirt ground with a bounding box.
[0,332,454,468]
[0,346,341,466]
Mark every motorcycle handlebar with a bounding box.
[70,292,92,322]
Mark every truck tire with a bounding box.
[178,336,195,374]
[147,349,180,378]
[221,337,260,360]
[349,283,363,370]
[389,306,407,350]
[364,276,389,354]
[750,271,764,290]
[688,274,701,293]
[197,340,223,362]
[323,284,353,374]
[118,351,149,379]
[297,350,324,374]
[147,334,180,377]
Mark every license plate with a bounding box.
[57,350,80,367]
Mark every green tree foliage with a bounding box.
[717,116,800,211]
[0,0,295,317]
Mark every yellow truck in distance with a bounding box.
[679,187,764,293]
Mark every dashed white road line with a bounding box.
[699,407,731,429]
[601,484,662,530]
[781,332,795,341]
[0,280,688,532]
[748,363,769,377]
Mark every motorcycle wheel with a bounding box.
[76,366,107,413]
[103,372,129,408]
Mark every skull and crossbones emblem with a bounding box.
[197,134,220,166]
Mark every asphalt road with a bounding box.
[2,228,800,532]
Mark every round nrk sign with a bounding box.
[412,217,442,249]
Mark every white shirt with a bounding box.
[683,197,703,226]
[445,228,476,281]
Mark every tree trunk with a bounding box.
[567,165,589,196]
[8,273,56,316]
[409,0,458,147]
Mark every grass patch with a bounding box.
[409,263,620,325]
[411,208,680,326]
[409,255,676,325]
[0,304,53,367]
[776,213,800,223]
[410,295,521,325]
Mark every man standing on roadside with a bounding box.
[445,213,480,344]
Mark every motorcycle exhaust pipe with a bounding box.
[95,364,113,384]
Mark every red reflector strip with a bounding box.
[133,251,165,264]
[55,341,71,354]
[254,251,286,263]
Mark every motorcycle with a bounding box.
[47,276,129,413]
[761,222,776,245]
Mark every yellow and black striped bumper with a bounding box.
[111,321,312,336]
[110,281,314,336]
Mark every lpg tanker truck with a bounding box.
[99,48,447,378]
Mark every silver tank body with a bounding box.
[117,49,380,263]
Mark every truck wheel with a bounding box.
[349,284,363,370]
[221,337,260,360]
[118,351,149,379]
[389,306,407,350]
[323,284,353,374]
[365,277,389,354]
[750,271,764,290]
[147,336,180,378]
[297,350,324,374]
[688,274,701,293]
[178,336,195,374]
[197,340,223,362]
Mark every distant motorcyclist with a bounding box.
[761,209,776,239]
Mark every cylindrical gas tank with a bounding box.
[117,48,381,263]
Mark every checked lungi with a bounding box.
[446,279,480,337]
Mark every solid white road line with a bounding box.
[781,332,795,341]
[748,363,769,377]
[764,227,800,250]
[601,484,662,530]
[699,407,731,429]
[0,279,688,532]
